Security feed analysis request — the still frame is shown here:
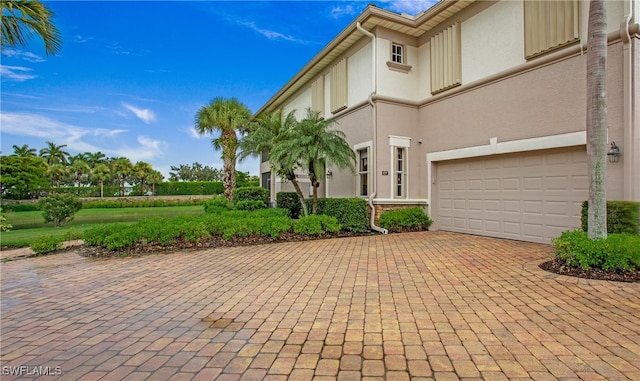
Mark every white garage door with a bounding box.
[437,147,588,243]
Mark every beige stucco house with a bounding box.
[256,0,640,244]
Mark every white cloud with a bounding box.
[1,65,37,82]
[0,112,164,161]
[186,126,204,139]
[382,0,438,16]
[123,103,157,124]
[238,21,306,43]
[330,4,356,19]
[1,49,45,63]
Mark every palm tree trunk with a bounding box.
[586,0,608,240]
[223,155,235,201]
[100,181,104,198]
[290,176,308,217]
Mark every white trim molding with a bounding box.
[425,131,587,213]
[372,198,428,205]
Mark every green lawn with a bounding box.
[1,206,204,248]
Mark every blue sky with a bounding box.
[1,0,436,178]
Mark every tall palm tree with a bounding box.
[586,0,608,240]
[1,0,62,56]
[91,164,110,198]
[274,108,355,215]
[70,158,90,187]
[86,151,107,167]
[11,144,37,157]
[47,163,67,188]
[146,170,164,194]
[112,157,133,197]
[39,141,69,166]
[240,109,309,215]
[195,97,252,201]
[133,161,153,194]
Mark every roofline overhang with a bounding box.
[255,0,472,117]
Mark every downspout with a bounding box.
[621,6,638,200]
[357,22,388,234]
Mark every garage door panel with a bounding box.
[437,147,587,243]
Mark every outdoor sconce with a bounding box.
[326,170,332,177]
[607,142,621,163]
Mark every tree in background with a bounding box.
[195,97,252,201]
[39,141,69,166]
[146,170,164,194]
[11,144,37,157]
[586,0,608,240]
[112,157,133,197]
[69,157,90,187]
[133,161,153,194]
[47,163,67,188]
[91,164,111,198]
[0,0,62,56]
[0,155,49,199]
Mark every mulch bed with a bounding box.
[539,259,640,283]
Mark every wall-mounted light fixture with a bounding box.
[607,142,621,163]
[326,170,332,177]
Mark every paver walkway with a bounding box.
[1,231,639,380]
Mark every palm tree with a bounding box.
[11,144,37,157]
[275,108,355,215]
[86,151,107,167]
[586,0,608,240]
[91,164,110,198]
[70,158,90,187]
[1,0,62,56]
[47,163,67,188]
[112,157,133,196]
[133,161,153,194]
[195,97,252,201]
[39,141,69,166]
[240,109,309,215]
[146,170,164,194]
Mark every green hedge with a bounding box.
[154,181,223,196]
[82,199,204,209]
[37,186,121,198]
[276,192,303,219]
[581,200,640,235]
[305,198,369,233]
[378,207,433,233]
[1,204,40,212]
[552,230,640,271]
[294,215,341,236]
[233,187,269,205]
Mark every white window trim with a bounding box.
[391,42,404,64]
[354,141,372,198]
[389,136,411,199]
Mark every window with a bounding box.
[330,58,348,113]
[358,148,369,196]
[261,150,269,163]
[391,43,404,64]
[395,148,406,198]
[261,171,271,191]
[311,76,324,117]
[524,0,580,59]
[430,22,461,94]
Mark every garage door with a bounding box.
[437,147,588,243]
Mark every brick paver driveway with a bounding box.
[1,231,639,380]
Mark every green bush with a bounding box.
[0,208,12,232]
[82,198,203,209]
[233,187,269,205]
[294,215,341,236]
[552,230,640,271]
[1,203,40,212]
[83,223,130,247]
[30,235,64,255]
[38,193,82,227]
[378,207,433,233]
[305,198,369,233]
[581,200,640,235]
[203,197,233,213]
[235,200,267,211]
[277,192,303,219]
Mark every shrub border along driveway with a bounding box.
[1,231,639,380]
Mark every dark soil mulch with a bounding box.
[539,259,640,283]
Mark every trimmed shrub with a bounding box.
[378,207,433,233]
[305,198,369,233]
[581,200,640,235]
[203,197,233,213]
[277,192,303,219]
[235,200,267,211]
[233,187,269,205]
[30,235,64,255]
[1,203,40,212]
[38,193,82,227]
[82,198,203,209]
[294,215,341,236]
[552,230,640,271]
[0,208,12,232]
